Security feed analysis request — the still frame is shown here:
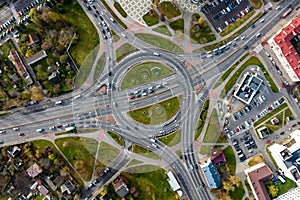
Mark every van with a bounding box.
[256,33,261,38]
[150,138,156,143]
[55,100,63,105]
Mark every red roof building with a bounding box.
[272,15,300,82]
[244,163,273,200]
[210,150,226,165]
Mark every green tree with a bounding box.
[228,175,241,187]
[46,58,55,66]
[59,54,68,64]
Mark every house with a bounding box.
[26,50,47,65]
[269,130,300,186]
[244,163,273,200]
[257,126,269,139]
[7,146,21,158]
[201,159,221,189]
[38,184,49,195]
[271,117,280,125]
[113,176,129,198]
[211,149,227,166]
[28,33,41,46]
[8,50,33,85]
[60,180,75,195]
[27,163,43,178]
[48,70,60,84]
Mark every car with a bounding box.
[18,132,25,136]
[266,140,271,144]
[0,140,3,144]
[36,128,45,133]
[13,127,19,131]
[0,130,6,134]
[259,18,265,23]
[93,179,99,184]
[292,124,297,128]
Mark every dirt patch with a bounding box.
[98,115,116,123]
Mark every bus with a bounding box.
[281,8,293,19]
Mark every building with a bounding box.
[166,171,183,198]
[7,146,21,158]
[275,186,300,200]
[8,50,33,85]
[211,149,227,166]
[27,163,43,178]
[28,33,41,46]
[244,163,273,200]
[113,177,129,198]
[268,130,300,186]
[271,117,280,125]
[60,180,75,195]
[201,159,221,189]
[234,72,263,105]
[257,126,269,139]
[26,50,47,65]
[48,70,60,84]
[269,15,300,82]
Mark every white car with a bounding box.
[259,18,265,23]
[13,127,19,131]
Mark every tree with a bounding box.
[60,166,70,176]
[216,189,231,200]
[46,58,55,66]
[268,185,279,198]
[59,54,68,64]
[228,175,241,187]
[29,86,43,101]
[198,16,205,27]
[48,153,56,161]
[223,181,235,193]
[48,11,60,22]
[25,49,35,58]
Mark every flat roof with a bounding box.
[167,171,181,191]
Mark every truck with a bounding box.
[65,126,76,132]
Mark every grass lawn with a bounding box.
[116,43,138,62]
[214,52,249,89]
[277,178,297,195]
[248,155,264,166]
[143,11,159,26]
[169,19,184,31]
[107,131,124,146]
[190,19,216,44]
[250,0,263,9]
[220,10,255,37]
[120,61,173,90]
[111,30,120,42]
[127,159,143,167]
[122,167,177,200]
[55,137,98,181]
[74,44,99,88]
[203,109,221,143]
[158,2,181,19]
[93,53,106,81]
[158,129,181,146]
[200,145,212,155]
[229,184,245,200]
[135,33,184,52]
[152,25,172,36]
[76,128,98,133]
[114,2,127,18]
[32,140,84,186]
[254,103,287,127]
[132,144,160,160]
[128,96,181,125]
[284,108,294,125]
[221,56,278,98]
[176,150,182,159]
[194,98,209,140]
[224,146,236,175]
[61,2,99,66]
[97,142,120,166]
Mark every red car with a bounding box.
[18,132,25,136]
[266,140,271,144]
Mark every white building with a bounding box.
[275,186,300,200]
[268,130,300,186]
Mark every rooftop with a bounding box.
[201,159,221,189]
[244,163,273,200]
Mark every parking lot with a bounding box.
[200,0,253,32]
[232,130,258,162]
